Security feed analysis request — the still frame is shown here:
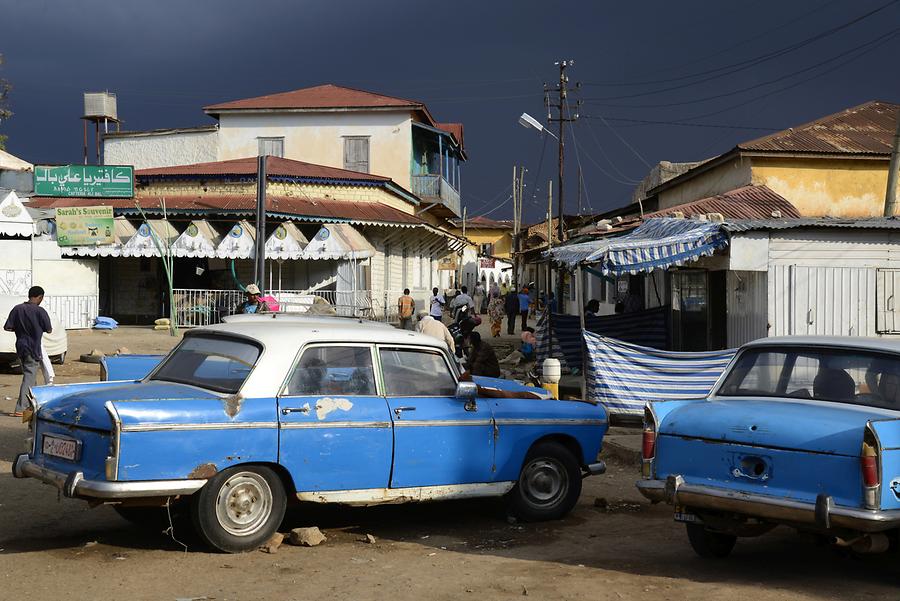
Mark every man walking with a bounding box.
[4,286,52,417]
[397,288,416,330]
[504,287,519,335]
[518,287,531,331]
[429,287,446,322]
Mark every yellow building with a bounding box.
[446,216,513,258]
[649,101,900,218]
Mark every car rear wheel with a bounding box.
[506,441,582,521]
[686,523,737,558]
[191,465,286,553]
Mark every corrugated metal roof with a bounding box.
[436,122,465,150]
[28,195,425,226]
[136,156,391,182]
[205,84,423,113]
[738,101,899,155]
[646,185,800,220]
[724,217,900,233]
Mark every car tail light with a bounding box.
[862,425,880,509]
[641,406,657,479]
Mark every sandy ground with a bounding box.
[1,327,899,600]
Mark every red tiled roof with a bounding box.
[204,84,424,113]
[646,185,800,220]
[135,156,391,182]
[739,101,899,155]
[436,122,465,150]
[28,195,425,225]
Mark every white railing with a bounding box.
[44,295,99,330]
[171,288,375,327]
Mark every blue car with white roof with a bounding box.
[13,314,607,552]
[638,336,900,558]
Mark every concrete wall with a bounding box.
[104,129,218,169]
[656,159,753,209]
[751,157,899,218]
[217,111,414,191]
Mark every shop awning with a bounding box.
[265,221,309,260]
[216,220,257,259]
[301,223,375,261]
[60,216,137,257]
[0,190,34,237]
[545,218,728,275]
[122,219,180,257]
[172,220,222,258]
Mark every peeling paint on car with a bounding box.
[223,394,244,418]
[315,397,353,420]
[188,463,218,479]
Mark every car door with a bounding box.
[378,345,495,488]
[278,344,393,492]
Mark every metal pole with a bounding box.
[512,165,519,286]
[545,181,554,362]
[83,120,88,165]
[255,155,267,290]
[884,115,900,217]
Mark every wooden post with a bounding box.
[884,115,900,217]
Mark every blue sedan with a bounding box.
[13,315,607,552]
[638,336,900,558]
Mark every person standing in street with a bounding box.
[473,281,485,315]
[504,287,519,335]
[518,287,531,331]
[488,290,505,337]
[428,287,446,322]
[4,286,52,417]
[397,288,416,330]
[235,284,270,314]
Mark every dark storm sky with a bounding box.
[2,0,899,222]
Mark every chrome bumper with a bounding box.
[12,454,207,500]
[637,476,900,533]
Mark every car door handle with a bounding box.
[393,406,416,419]
[281,406,310,416]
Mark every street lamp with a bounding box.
[518,113,559,140]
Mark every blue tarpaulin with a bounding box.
[584,332,735,417]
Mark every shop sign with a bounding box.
[35,165,134,198]
[55,206,115,246]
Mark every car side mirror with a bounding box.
[456,381,477,401]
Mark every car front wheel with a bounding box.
[686,523,737,558]
[191,465,286,553]
[506,441,582,521]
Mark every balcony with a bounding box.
[411,174,461,217]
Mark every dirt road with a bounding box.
[1,328,898,600]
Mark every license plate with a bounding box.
[42,434,80,461]
[674,505,700,523]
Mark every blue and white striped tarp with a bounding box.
[584,332,736,417]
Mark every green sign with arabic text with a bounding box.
[34,165,134,198]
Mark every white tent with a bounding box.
[0,190,34,237]
[60,216,137,257]
[216,220,256,259]
[121,219,180,257]
[172,220,222,258]
[265,221,308,260]
[301,223,375,261]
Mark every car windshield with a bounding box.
[717,346,900,410]
[151,335,261,394]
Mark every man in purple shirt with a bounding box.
[4,286,52,416]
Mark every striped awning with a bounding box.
[545,218,728,274]
[584,332,735,417]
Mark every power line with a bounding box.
[564,99,594,215]
[572,137,642,187]
[582,0,898,91]
[584,26,900,110]
[583,116,780,131]
[579,117,643,184]
[594,114,652,169]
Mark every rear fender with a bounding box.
[649,398,706,428]
[869,418,900,510]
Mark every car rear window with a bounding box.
[151,335,261,394]
[717,346,900,409]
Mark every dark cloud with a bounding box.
[2,0,899,221]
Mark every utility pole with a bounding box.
[546,60,579,307]
[546,180,554,357]
[255,154,267,290]
[459,206,467,289]
[885,115,900,217]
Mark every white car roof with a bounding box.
[742,336,900,355]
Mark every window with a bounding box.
[151,335,260,394]
[284,346,376,396]
[343,136,370,173]
[379,348,457,397]
[480,243,495,256]
[257,137,284,158]
[717,346,900,409]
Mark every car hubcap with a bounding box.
[520,458,567,507]
[215,472,273,537]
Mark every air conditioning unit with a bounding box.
[83,92,118,120]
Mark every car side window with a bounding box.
[284,346,376,396]
[379,348,457,397]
